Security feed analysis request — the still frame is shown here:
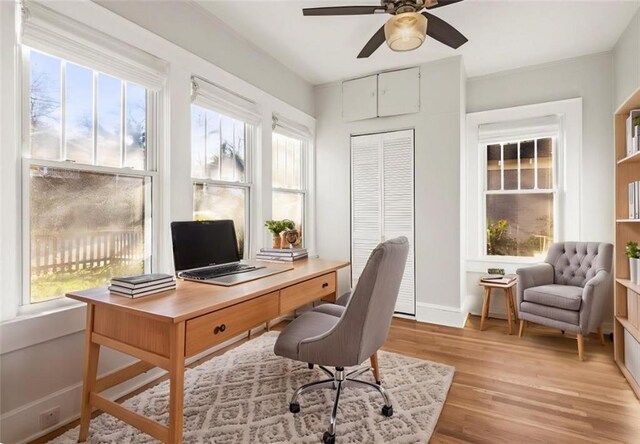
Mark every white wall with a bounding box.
[93,0,315,117]
[315,56,467,327]
[0,1,315,443]
[614,7,640,109]
[464,52,615,320]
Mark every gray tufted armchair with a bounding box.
[516,242,613,360]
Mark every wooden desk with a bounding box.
[478,280,518,334]
[67,258,349,443]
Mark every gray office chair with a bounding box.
[274,237,409,444]
[516,241,613,360]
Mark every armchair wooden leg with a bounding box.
[577,334,585,361]
[597,324,605,346]
[370,352,381,384]
[519,320,526,337]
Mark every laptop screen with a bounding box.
[171,220,240,273]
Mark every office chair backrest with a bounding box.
[544,242,613,288]
[340,236,409,364]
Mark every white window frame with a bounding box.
[190,102,257,258]
[482,136,559,258]
[271,130,309,247]
[464,98,583,271]
[19,46,160,307]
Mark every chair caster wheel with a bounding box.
[322,431,335,444]
[382,405,393,417]
[290,402,300,414]
[308,363,314,369]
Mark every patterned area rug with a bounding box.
[50,332,454,443]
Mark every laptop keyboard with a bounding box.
[181,264,256,280]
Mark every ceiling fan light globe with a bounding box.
[384,12,427,52]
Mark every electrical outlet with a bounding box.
[39,406,60,430]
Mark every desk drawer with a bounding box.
[280,272,336,313]
[185,291,279,357]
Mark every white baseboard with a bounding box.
[415,302,468,328]
[0,328,265,444]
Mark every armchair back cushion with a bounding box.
[545,242,613,288]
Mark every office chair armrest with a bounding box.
[515,263,554,306]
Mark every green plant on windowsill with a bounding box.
[633,117,640,128]
[264,219,295,248]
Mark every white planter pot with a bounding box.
[636,259,640,286]
[631,258,640,285]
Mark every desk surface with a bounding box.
[67,258,349,323]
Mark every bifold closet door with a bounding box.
[351,129,415,315]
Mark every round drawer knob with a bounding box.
[213,324,226,335]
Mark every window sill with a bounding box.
[466,256,542,274]
[0,298,87,355]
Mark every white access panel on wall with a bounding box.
[342,74,377,122]
[351,129,415,315]
[378,67,420,117]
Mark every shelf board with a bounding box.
[617,150,640,165]
[616,315,640,343]
[617,278,640,294]
[616,219,640,223]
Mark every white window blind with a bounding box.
[191,76,261,127]
[351,129,415,315]
[21,1,167,90]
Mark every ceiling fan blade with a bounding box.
[303,6,384,16]
[426,0,465,10]
[422,12,468,49]
[357,25,386,59]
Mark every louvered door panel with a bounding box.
[351,134,381,287]
[382,130,415,315]
[351,130,415,316]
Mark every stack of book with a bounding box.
[109,273,176,298]
[256,247,308,262]
[481,274,517,285]
[630,181,640,219]
[626,109,640,156]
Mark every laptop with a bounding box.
[171,220,292,286]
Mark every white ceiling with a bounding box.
[196,0,640,85]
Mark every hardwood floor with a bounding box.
[33,316,640,443]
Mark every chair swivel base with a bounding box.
[289,365,393,443]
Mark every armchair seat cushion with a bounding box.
[274,312,339,362]
[520,301,580,325]
[313,303,346,317]
[523,284,583,311]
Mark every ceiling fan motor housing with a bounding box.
[384,0,435,14]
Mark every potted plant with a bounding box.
[264,219,295,249]
[626,241,640,284]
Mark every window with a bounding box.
[191,105,252,257]
[485,137,555,257]
[24,48,154,304]
[272,132,307,247]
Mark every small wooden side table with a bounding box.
[479,279,518,334]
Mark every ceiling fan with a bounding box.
[303,0,467,58]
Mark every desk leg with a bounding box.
[168,322,186,444]
[79,305,100,442]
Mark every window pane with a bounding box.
[273,191,304,247]
[30,51,61,161]
[520,140,535,189]
[486,193,553,257]
[29,166,148,303]
[125,83,147,170]
[503,143,518,190]
[191,105,206,178]
[193,184,246,257]
[486,144,501,190]
[97,73,122,167]
[537,138,553,189]
[205,110,221,180]
[273,133,303,190]
[65,63,93,164]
